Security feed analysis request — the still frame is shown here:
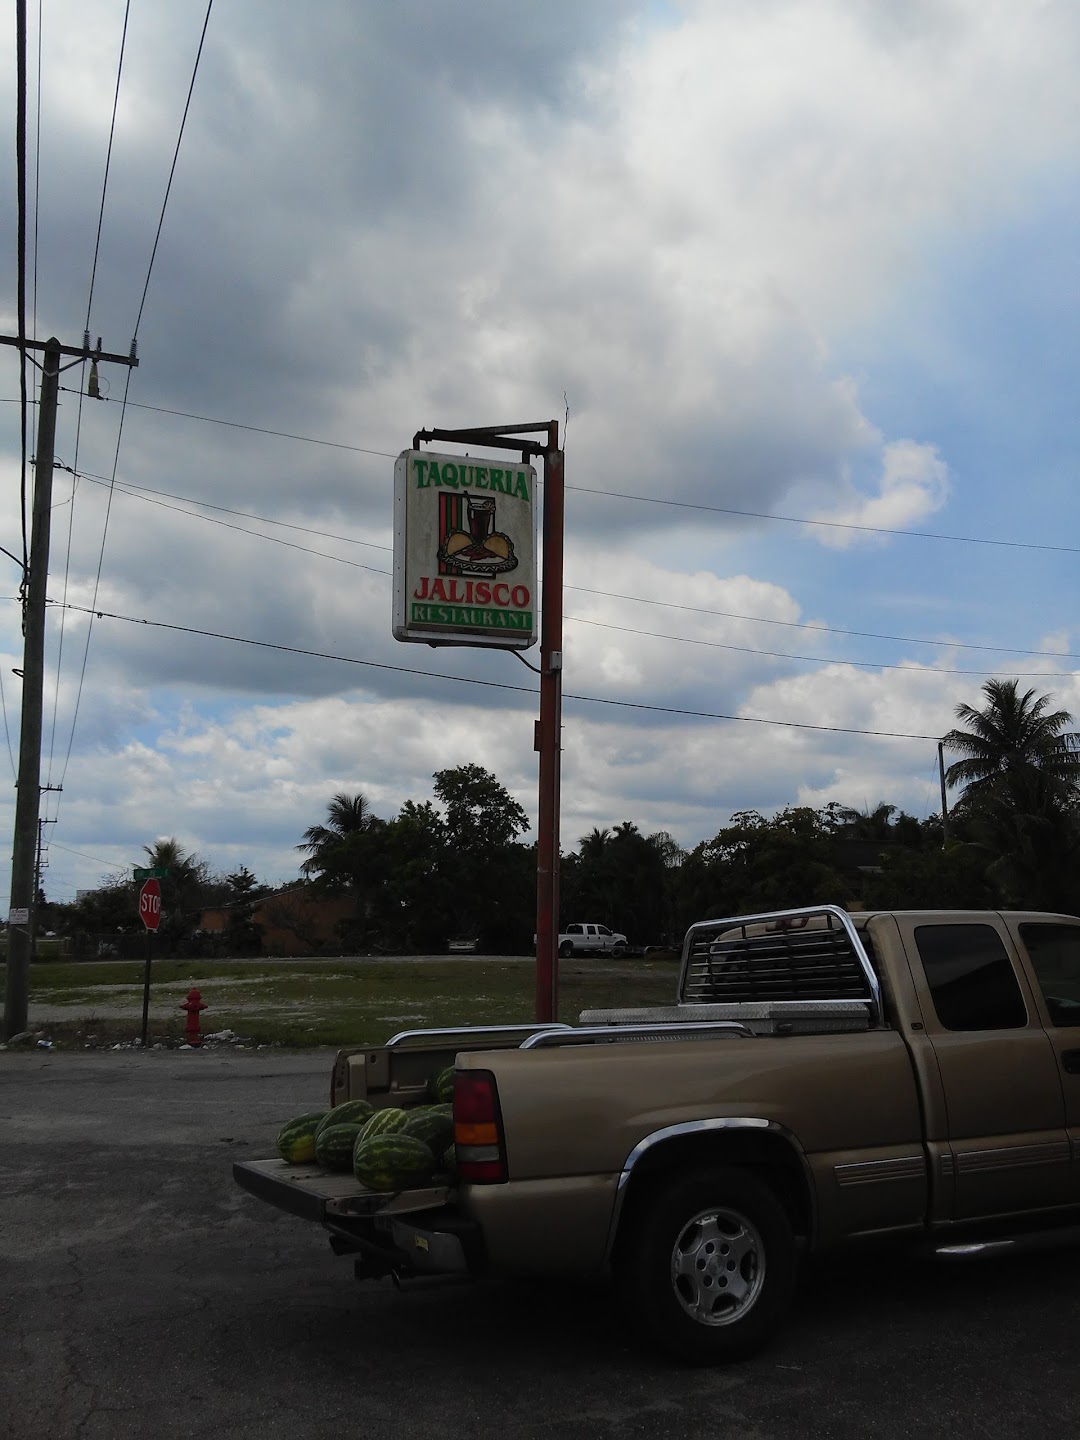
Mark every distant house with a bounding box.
[199,890,360,956]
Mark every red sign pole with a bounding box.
[407,421,563,1024]
[535,429,564,1023]
[138,879,161,1046]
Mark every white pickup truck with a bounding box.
[555,923,628,958]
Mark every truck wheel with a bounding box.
[618,1165,796,1363]
[559,941,574,958]
[612,943,628,957]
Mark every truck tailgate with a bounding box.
[233,1158,450,1223]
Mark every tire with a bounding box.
[617,1164,797,1363]
[612,943,628,958]
[559,941,574,958]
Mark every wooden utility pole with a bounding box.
[1,334,137,1038]
[938,740,950,846]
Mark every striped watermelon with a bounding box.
[352,1133,436,1191]
[403,1107,454,1156]
[315,1098,373,1138]
[315,1122,364,1171]
[275,1111,327,1164]
[427,1066,456,1104]
[356,1106,410,1143]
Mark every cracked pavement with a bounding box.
[2,1050,1079,1439]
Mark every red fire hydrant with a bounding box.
[180,988,207,1047]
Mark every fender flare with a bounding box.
[604,1117,815,1263]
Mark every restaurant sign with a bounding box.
[393,449,537,649]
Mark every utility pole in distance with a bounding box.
[1,333,138,1038]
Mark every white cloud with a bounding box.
[810,440,950,547]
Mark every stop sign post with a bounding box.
[138,879,162,1046]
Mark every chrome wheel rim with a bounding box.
[669,1206,765,1326]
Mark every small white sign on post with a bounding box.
[8,908,29,925]
[393,449,537,649]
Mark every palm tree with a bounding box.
[943,680,1080,809]
[298,793,376,875]
[942,680,1080,910]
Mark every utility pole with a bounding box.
[1,334,137,1038]
[937,741,950,847]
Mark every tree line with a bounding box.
[41,679,1080,955]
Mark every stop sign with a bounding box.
[139,878,162,931]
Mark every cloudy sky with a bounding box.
[1,0,1079,902]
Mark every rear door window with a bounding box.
[914,923,1028,1031]
[1019,923,1080,1026]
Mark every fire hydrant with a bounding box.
[180,988,207,1047]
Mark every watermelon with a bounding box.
[403,1107,455,1156]
[428,1066,455,1104]
[356,1106,410,1143]
[315,1098,374,1137]
[440,1144,458,1180]
[353,1133,436,1191]
[315,1122,364,1171]
[275,1110,327,1164]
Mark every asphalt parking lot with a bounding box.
[2,1050,1079,1440]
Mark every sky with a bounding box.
[1,0,1079,903]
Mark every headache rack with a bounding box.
[678,904,883,1027]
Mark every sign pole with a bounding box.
[402,421,562,1022]
[140,929,153,1048]
[535,430,564,1023]
[137,877,162,1044]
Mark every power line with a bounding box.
[563,614,1073,680]
[563,585,1080,663]
[74,470,393,551]
[65,467,1079,666]
[53,3,213,798]
[58,368,136,788]
[74,471,392,574]
[564,486,1080,556]
[86,391,399,459]
[61,460,1080,662]
[132,0,213,340]
[49,601,943,741]
[76,389,1080,558]
[85,0,131,333]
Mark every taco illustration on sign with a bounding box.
[437,492,519,577]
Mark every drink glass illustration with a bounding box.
[467,495,496,543]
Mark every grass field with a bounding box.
[3,955,682,1048]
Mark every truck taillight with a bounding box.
[454,1069,507,1184]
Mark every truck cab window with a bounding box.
[1019,923,1080,1026]
[598,926,611,936]
[914,924,1027,1031]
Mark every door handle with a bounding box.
[1061,1049,1080,1075]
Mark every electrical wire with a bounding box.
[131,0,214,341]
[562,614,1074,680]
[58,367,135,788]
[48,602,943,742]
[87,391,400,459]
[56,2,214,795]
[64,465,1080,665]
[84,0,131,333]
[77,388,1080,558]
[74,472,392,574]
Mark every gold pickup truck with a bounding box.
[234,904,1080,1361]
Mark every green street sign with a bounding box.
[134,867,170,880]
